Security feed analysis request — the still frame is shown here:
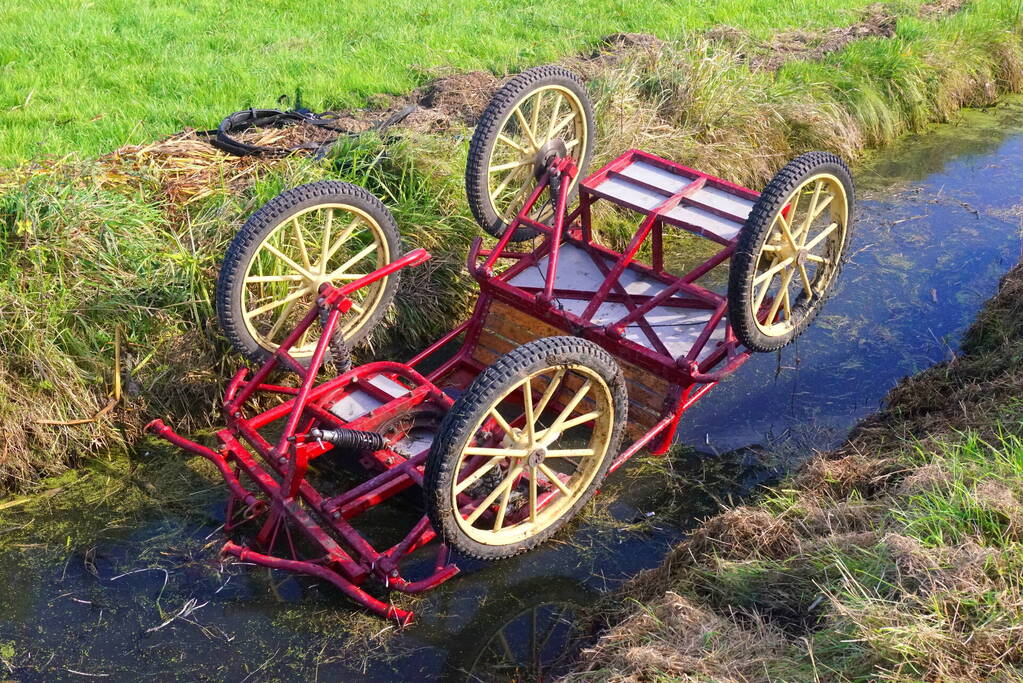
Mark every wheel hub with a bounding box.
[533,139,568,179]
[526,447,547,468]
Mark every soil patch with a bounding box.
[709,4,897,71]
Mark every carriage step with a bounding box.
[582,151,759,244]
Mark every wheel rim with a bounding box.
[450,363,614,546]
[241,203,391,357]
[749,173,849,338]
[487,85,588,225]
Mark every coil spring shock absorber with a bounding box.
[309,427,386,452]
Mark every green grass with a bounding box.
[0,0,933,165]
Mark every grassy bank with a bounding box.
[0,0,930,165]
[2,0,1023,489]
[569,264,1023,680]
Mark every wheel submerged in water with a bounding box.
[425,336,627,560]
[728,152,854,352]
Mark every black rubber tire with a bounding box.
[466,65,595,242]
[216,180,401,365]
[424,336,627,561]
[728,151,855,353]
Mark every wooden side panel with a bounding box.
[472,300,670,439]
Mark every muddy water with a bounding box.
[3,101,1023,681]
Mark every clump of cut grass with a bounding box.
[568,266,1023,680]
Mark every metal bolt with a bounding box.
[390,569,399,578]
[287,435,296,443]
[278,456,287,464]
[331,511,340,519]
[234,412,242,418]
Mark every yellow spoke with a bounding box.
[530,92,543,144]
[529,467,537,523]
[546,380,592,436]
[550,410,601,433]
[765,268,795,324]
[466,465,522,525]
[564,138,580,150]
[544,448,596,458]
[546,95,563,139]
[806,194,835,235]
[760,244,782,252]
[797,262,814,300]
[786,188,803,240]
[244,286,310,319]
[523,379,536,445]
[292,218,312,270]
[538,463,571,496]
[776,213,799,252]
[244,274,305,284]
[752,272,774,313]
[513,106,539,150]
[333,273,366,281]
[533,368,566,418]
[804,222,839,251]
[463,446,529,458]
[455,458,502,495]
[348,301,365,315]
[326,242,377,280]
[489,158,534,173]
[297,323,312,351]
[497,133,530,154]
[262,242,314,280]
[806,253,831,264]
[266,296,300,341]
[493,484,513,531]
[319,209,333,276]
[488,409,516,439]
[753,256,794,286]
[490,164,528,204]
[548,110,576,138]
[506,172,536,217]
[799,181,823,243]
[322,218,361,266]
[780,284,792,320]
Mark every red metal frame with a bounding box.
[147,150,762,623]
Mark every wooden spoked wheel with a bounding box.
[729,152,854,352]
[217,181,401,364]
[466,66,595,242]
[425,337,627,559]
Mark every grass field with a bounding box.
[1,0,933,165]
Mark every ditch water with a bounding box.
[3,99,1023,681]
